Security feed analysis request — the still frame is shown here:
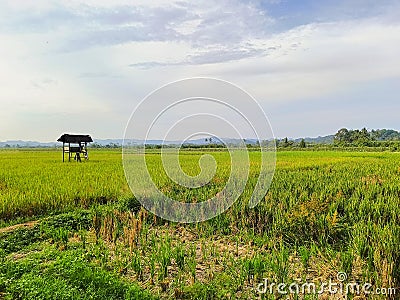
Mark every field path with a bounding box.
[0,220,39,234]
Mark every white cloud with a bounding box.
[214,19,400,102]
[0,0,272,51]
[0,0,399,140]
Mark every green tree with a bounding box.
[334,128,350,143]
[299,139,306,148]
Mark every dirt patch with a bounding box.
[0,220,39,234]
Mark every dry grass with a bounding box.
[0,220,38,234]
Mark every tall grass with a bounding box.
[1,148,399,295]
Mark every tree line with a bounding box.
[334,128,400,146]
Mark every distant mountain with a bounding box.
[120,137,255,146]
[0,134,345,148]
[0,137,260,148]
[0,140,58,148]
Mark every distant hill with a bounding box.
[0,137,256,148]
[2,129,399,148]
[0,140,58,148]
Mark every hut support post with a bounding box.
[57,134,93,162]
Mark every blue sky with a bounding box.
[0,0,399,141]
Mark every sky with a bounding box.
[0,0,399,141]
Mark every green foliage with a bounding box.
[157,236,172,281]
[0,248,156,300]
[0,226,44,254]
[371,129,400,141]
[270,243,290,283]
[298,245,311,270]
[41,211,92,231]
[174,242,186,271]
[131,250,143,280]
[334,127,400,146]
[242,254,267,283]
[340,250,354,276]
[0,211,92,254]
[182,282,218,299]
[299,138,306,148]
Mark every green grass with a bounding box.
[0,149,127,221]
[0,245,156,300]
[0,148,399,299]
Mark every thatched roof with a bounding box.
[57,134,93,143]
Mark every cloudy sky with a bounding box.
[0,0,399,141]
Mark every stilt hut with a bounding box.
[57,134,93,162]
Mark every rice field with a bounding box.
[0,148,399,299]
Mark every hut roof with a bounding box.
[57,134,93,143]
